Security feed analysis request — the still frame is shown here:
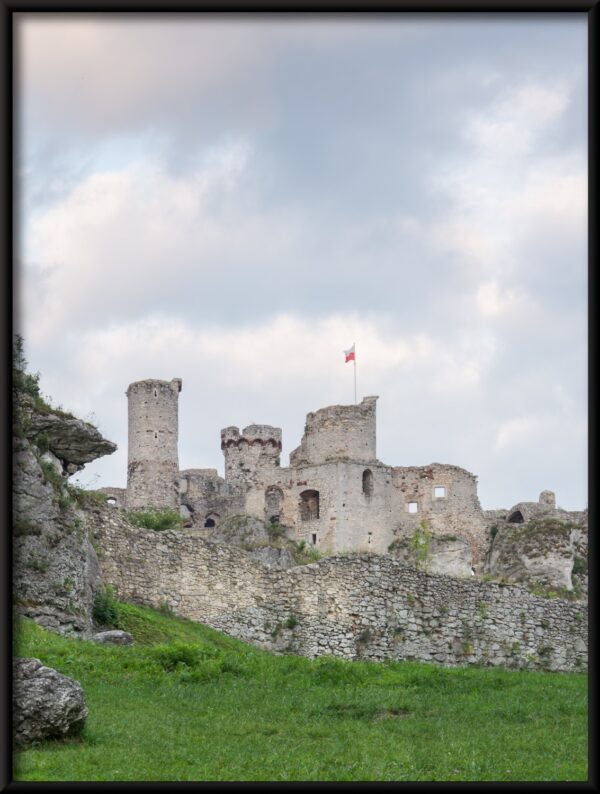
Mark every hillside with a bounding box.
[14,602,587,782]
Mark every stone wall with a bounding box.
[289,396,378,467]
[126,378,181,509]
[93,513,587,672]
[391,464,488,563]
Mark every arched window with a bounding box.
[508,510,524,524]
[106,497,117,507]
[362,469,373,498]
[204,513,220,528]
[299,490,319,521]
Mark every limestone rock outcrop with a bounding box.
[13,657,88,747]
[388,533,473,578]
[13,397,116,634]
[486,517,586,594]
[28,412,116,473]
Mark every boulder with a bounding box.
[13,658,88,748]
[91,630,133,645]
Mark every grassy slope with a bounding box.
[14,603,588,782]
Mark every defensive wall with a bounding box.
[93,513,587,673]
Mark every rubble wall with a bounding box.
[94,516,587,673]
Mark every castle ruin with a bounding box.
[102,377,497,565]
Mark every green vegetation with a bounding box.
[13,335,77,427]
[409,522,432,571]
[292,540,322,565]
[572,556,586,576]
[92,586,120,628]
[13,603,587,782]
[64,484,108,509]
[126,507,183,532]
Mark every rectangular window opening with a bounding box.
[311,533,317,545]
[434,486,446,498]
[407,502,418,514]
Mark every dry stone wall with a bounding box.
[93,513,587,672]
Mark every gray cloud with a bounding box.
[16,15,587,510]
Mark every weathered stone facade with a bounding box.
[92,511,587,673]
[126,378,181,510]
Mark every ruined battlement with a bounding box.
[221,423,282,488]
[220,425,282,450]
[290,396,378,467]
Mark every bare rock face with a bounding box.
[13,658,88,748]
[28,412,117,470]
[91,630,133,645]
[13,401,116,636]
[388,533,473,577]
[486,517,584,593]
[206,515,297,568]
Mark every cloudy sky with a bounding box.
[15,14,587,510]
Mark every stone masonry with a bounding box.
[106,380,490,566]
[93,512,587,673]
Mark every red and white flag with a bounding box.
[344,344,355,363]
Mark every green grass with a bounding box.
[13,603,588,782]
[125,508,183,531]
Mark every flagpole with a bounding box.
[354,346,357,404]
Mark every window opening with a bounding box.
[299,490,320,521]
[407,502,418,514]
[362,469,374,498]
[311,533,317,545]
[434,486,446,498]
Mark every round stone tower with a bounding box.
[220,424,282,488]
[126,378,182,509]
[289,396,378,467]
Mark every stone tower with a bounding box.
[126,378,182,509]
[220,424,282,488]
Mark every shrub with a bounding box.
[490,525,498,539]
[93,585,120,627]
[291,541,322,565]
[409,523,432,569]
[40,459,63,487]
[126,508,183,532]
[34,432,49,454]
[151,641,218,671]
[285,615,299,630]
[572,556,586,576]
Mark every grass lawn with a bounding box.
[13,603,588,782]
